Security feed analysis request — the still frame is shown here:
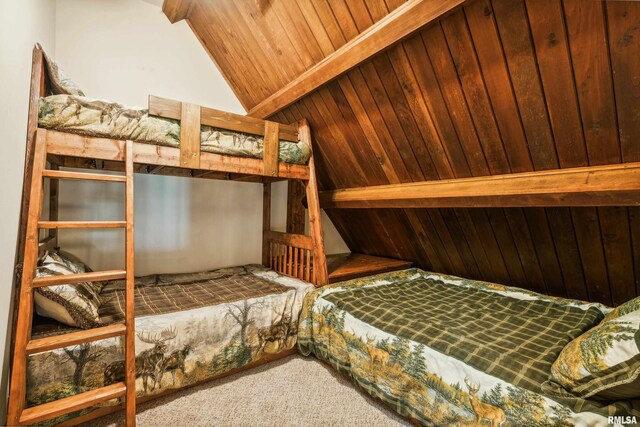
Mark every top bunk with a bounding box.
[30,45,312,182]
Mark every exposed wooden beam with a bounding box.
[319,162,640,208]
[248,0,465,118]
[162,0,193,24]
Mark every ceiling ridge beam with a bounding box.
[163,0,194,24]
[319,162,640,209]
[247,0,466,118]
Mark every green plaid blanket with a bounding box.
[323,276,603,394]
[299,269,639,425]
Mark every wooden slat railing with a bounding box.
[264,230,316,285]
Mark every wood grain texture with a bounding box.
[263,121,280,177]
[7,129,47,426]
[124,140,136,426]
[177,0,640,304]
[247,0,466,117]
[320,162,640,208]
[179,102,201,169]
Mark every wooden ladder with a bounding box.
[7,129,137,426]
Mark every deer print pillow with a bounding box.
[544,307,640,401]
[34,250,103,329]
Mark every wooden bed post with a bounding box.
[286,180,306,235]
[298,119,327,286]
[262,182,271,267]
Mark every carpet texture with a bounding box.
[83,355,410,427]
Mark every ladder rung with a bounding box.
[38,221,126,229]
[19,382,126,425]
[32,270,126,288]
[42,170,126,182]
[26,323,126,355]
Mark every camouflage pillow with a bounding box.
[545,308,640,401]
[34,251,103,329]
[39,44,85,97]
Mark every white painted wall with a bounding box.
[53,0,347,276]
[0,1,57,421]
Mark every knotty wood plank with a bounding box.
[263,121,280,177]
[320,162,640,208]
[248,0,465,118]
[179,102,201,169]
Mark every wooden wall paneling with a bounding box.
[336,73,403,182]
[188,4,266,107]
[387,45,455,179]
[464,0,533,173]
[607,1,640,299]
[545,207,590,301]
[492,0,576,299]
[371,53,438,180]
[486,209,530,288]
[465,208,512,285]
[523,208,567,298]
[440,10,510,175]
[402,34,472,178]
[438,208,483,279]
[320,83,390,185]
[504,209,547,294]
[491,0,558,171]
[565,0,632,305]
[422,24,490,176]
[527,0,612,305]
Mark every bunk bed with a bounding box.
[298,269,640,426]
[7,45,333,427]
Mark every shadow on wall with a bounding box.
[56,172,276,275]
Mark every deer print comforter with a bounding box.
[26,265,313,425]
[298,269,639,426]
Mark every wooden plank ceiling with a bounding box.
[175,0,639,306]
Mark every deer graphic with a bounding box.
[365,334,389,369]
[158,343,193,387]
[104,327,177,392]
[464,377,506,427]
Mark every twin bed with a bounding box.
[27,263,313,424]
[298,269,640,427]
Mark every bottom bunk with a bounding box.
[298,269,640,426]
[27,254,313,425]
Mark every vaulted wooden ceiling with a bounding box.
[167,0,640,306]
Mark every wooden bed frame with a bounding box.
[6,45,328,426]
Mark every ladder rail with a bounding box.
[8,130,137,426]
[7,129,48,426]
[124,140,137,425]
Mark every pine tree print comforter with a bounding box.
[298,269,640,426]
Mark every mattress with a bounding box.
[37,94,311,165]
[298,268,639,426]
[27,264,313,424]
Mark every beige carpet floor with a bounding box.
[84,355,410,427]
